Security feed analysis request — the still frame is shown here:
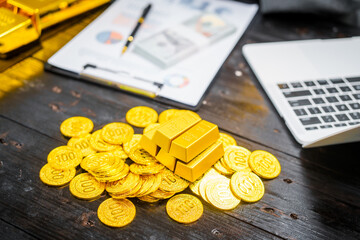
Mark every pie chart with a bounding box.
[96,31,123,45]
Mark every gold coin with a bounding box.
[111,178,143,199]
[123,134,142,155]
[189,178,202,196]
[97,198,136,227]
[205,176,240,210]
[129,146,158,165]
[101,122,134,145]
[150,189,175,199]
[159,169,189,193]
[47,146,82,170]
[138,195,159,203]
[230,171,264,202]
[82,152,117,173]
[126,106,158,128]
[106,173,140,194]
[166,194,203,224]
[96,164,129,183]
[69,173,105,200]
[223,146,252,172]
[67,134,96,157]
[109,146,128,159]
[39,164,76,186]
[131,175,156,197]
[218,133,237,148]
[198,168,222,202]
[177,110,200,119]
[141,172,162,196]
[248,150,281,179]
[158,109,181,123]
[129,162,164,175]
[213,160,234,175]
[60,116,94,137]
[143,123,161,134]
[89,130,118,152]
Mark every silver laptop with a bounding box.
[243,37,360,148]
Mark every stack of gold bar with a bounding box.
[0,0,110,58]
[140,111,224,182]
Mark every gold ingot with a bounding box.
[47,146,82,170]
[217,133,237,148]
[39,163,76,186]
[67,134,96,157]
[153,111,201,152]
[230,171,264,202]
[101,122,134,145]
[169,120,219,163]
[39,0,111,29]
[155,149,176,171]
[174,142,224,182]
[166,194,203,224]
[205,176,240,210]
[8,0,77,15]
[140,129,159,157]
[158,169,189,193]
[60,116,94,138]
[89,130,118,152]
[126,106,158,128]
[248,150,281,179]
[223,146,252,173]
[0,8,40,57]
[69,173,105,200]
[97,198,136,227]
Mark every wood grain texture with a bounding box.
[0,1,360,240]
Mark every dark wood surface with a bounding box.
[1,2,360,240]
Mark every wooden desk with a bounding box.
[1,4,359,240]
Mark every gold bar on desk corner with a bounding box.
[169,120,219,163]
[153,111,201,152]
[0,7,40,57]
[156,149,177,171]
[174,141,224,182]
[140,130,159,157]
[8,0,111,29]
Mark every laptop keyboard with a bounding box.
[278,77,360,131]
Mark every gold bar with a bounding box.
[169,120,219,163]
[8,0,77,15]
[0,8,40,56]
[174,142,224,182]
[140,129,159,157]
[153,111,201,152]
[156,149,177,171]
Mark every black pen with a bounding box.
[121,3,152,54]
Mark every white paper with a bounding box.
[48,0,258,107]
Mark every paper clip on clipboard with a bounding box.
[80,64,163,98]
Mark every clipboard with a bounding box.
[46,0,258,110]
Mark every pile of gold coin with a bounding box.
[190,140,281,210]
[39,106,281,227]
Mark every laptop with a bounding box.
[242,37,360,148]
